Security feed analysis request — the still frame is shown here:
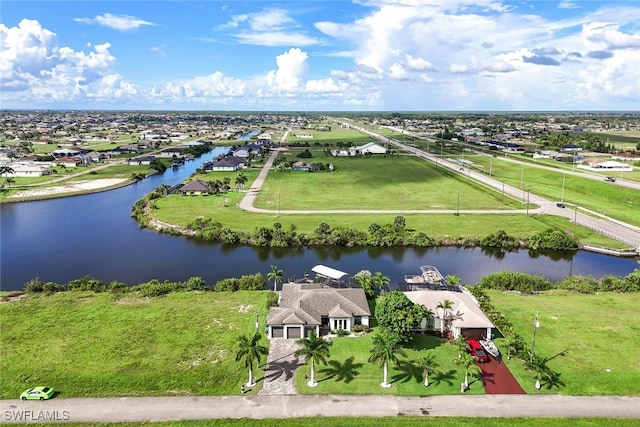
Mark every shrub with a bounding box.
[24,277,45,293]
[557,275,599,294]
[215,278,239,292]
[332,329,351,336]
[265,291,279,308]
[352,324,369,333]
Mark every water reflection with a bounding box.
[1,146,637,291]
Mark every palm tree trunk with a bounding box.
[309,360,317,387]
[381,362,391,388]
[247,364,255,387]
[424,372,429,387]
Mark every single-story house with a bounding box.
[3,163,50,177]
[404,290,495,340]
[348,142,387,155]
[292,161,318,172]
[158,147,186,158]
[51,148,83,158]
[267,281,371,339]
[204,156,244,171]
[178,179,210,195]
[578,160,633,172]
[128,156,157,166]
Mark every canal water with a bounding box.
[1,147,637,291]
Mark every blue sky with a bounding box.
[1,0,639,111]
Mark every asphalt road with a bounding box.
[240,127,640,250]
[2,394,640,423]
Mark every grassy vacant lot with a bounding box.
[464,155,640,227]
[153,181,624,248]
[0,291,269,399]
[20,418,640,427]
[488,290,640,396]
[294,332,484,396]
[254,152,520,211]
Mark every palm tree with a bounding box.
[416,349,439,387]
[0,166,15,177]
[371,272,390,295]
[235,332,269,388]
[526,353,552,390]
[267,265,283,292]
[294,330,332,387]
[503,335,518,360]
[368,331,406,388]
[454,351,481,390]
[353,270,374,299]
[453,335,467,358]
[436,299,454,337]
[444,274,461,287]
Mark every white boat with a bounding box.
[404,265,446,285]
[479,339,500,358]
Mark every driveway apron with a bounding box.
[478,356,526,394]
[258,338,302,395]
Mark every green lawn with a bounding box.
[295,332,484,396]
[255,154,520,211]
[0,291,270,399]
[487,290,640,395]
[462,155,640,227]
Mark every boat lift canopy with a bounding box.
[311,265,349,281]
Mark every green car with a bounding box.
[20,386,55,400]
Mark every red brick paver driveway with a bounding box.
[478,356,526,394]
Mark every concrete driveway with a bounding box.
[258,338,302,396]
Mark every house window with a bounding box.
[354,316,362,325]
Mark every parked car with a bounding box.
[556,202,565,208]
[605,176,616,182]
[20,386,55,400]
[466,339,490,363]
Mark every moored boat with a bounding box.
[403,265,461,292]
[479,338,500,358]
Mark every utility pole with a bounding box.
[561,173,566,203]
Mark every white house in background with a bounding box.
[4,163,51,177]
[404,290,494,340]
[348,142,387,155]
[578,160,633,172]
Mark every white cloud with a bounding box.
[265,48,309,93]
[558,0,580,10]
[73,13,155,31]
[235,32,322,47]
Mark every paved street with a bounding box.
[2,395,639,423]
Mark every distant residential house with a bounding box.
[578,160,633,172]
[159,147,186,158]
[612,152,640,161]
[561,144,583,152]
[51,148,82,158]
[295,132,313,139]
[266,282,371,339]
[292,161,318,172]
[128,155,157,166]
[56,156,88,167]
[87,151,107,163]
[205,156,244,171]
[182,141,205,147]
[178,179,210,195]
[348,142,387,155]
[5,163,51,177]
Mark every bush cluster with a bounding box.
[478,270,640,295]
[23,273,270,296]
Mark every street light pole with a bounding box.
[530,310,540,362]
[561,173,566,203]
